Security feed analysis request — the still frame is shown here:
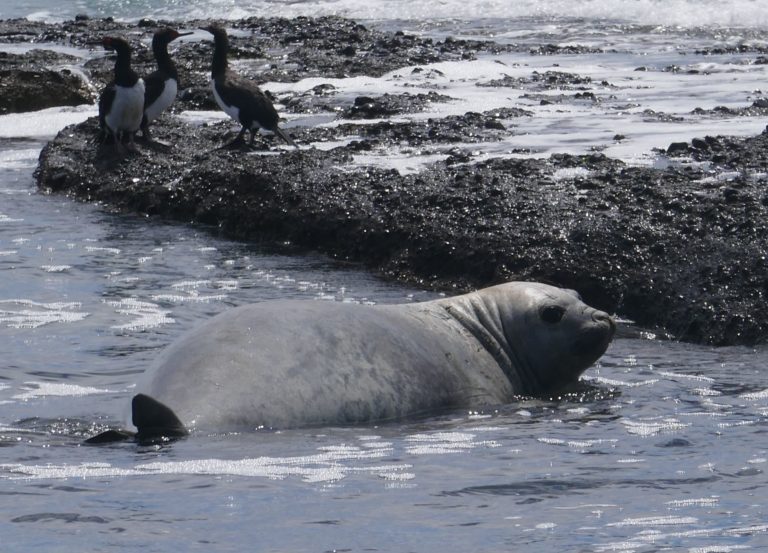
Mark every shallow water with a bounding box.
[3,330,768,551]
[2,2,768,551]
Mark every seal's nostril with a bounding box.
[592,310,616,331]
[592,311,608,322]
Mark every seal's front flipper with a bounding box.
[132,393,188,444]
[84,428,136,445]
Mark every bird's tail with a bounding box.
[274,126,298,148]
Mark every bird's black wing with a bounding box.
[97,81,116,129]
[223,70,280,130]
[143,69,165,111]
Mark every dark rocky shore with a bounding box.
[4,16,768,346]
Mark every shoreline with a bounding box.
[3,15,768,346]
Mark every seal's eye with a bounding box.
[541,305,566,324]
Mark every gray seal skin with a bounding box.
[127,281,614,438]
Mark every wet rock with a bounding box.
[691,104,768,118]
[478,70,593,90]
[694,44,768,55]
[529,44,603,55]
[0,15,521,115]
[233,16,514,81]
[0,51,93,113]
[0,69,90,113]
[666,141,690,155]
[642,109,685,123]
[36,115,768,347]
[343,92,455,119]
[9,15,768,347]
[690,137,709,151]
[300,107,525,147]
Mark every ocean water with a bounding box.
[4,0,768,27]
[2,1,768,551]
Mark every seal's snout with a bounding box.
[572,309,615,359]
[592,310,616,332]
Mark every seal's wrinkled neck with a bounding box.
[440,293,541,395]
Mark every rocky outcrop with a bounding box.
[0,50,93,113]
[36,113,768,347]
[6,15,768,346]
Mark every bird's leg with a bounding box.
[95,126,111,148]
[125,131,140,153]
[222,126,248,149]
[139,118,153,143]
[113,130,127,156]
[140,118,172,150]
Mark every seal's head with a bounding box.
[462,282,615,395]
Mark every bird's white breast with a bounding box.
[106,79,146,133]
[144,78,178,123]
[211,79,241,123]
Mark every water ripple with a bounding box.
[0,299,88,328]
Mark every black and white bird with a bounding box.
[98,36,145,152]
[200,24,296,148]
[141,27,192,141]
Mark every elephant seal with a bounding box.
[87,282,614,443]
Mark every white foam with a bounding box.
[40,265,71,272]
[84,246,121,255]
[0,299,88,328]
[18,0,768,28]
[13,381,111,401]
[607,515,698,527]
[150,292,228,303]
[0,105,95,140]
[0,148,41,170]
[739,388,768,400]
[538,437,618,449]
[655,371,715,383]
[0,445,412,484]
[724,524,768,536]
[264,45,768,172]
[688,546,750,553]
[692,388,722,397]
[404,431,501,454]
[170,279,212,289]
[621,418,690,436]
[106,298,175,331]
[4,15,763,177]
[176,110,229,126]
[0,42,90,58]
[583,375,659,388]
[666,498,719,508]
[0,213,23,223]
